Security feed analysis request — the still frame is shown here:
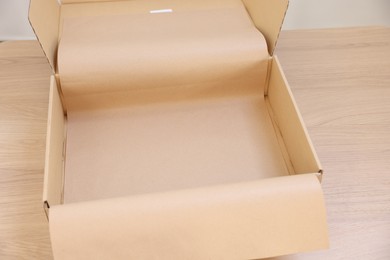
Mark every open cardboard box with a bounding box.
[29,0,328,259]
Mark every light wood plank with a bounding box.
[0,41,53,259]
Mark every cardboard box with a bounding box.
[29,0,328,259]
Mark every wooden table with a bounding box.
[1,27,389,259]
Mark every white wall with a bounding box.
[283,0,390,30]
[0,1,35,40]
[0,0,389,40]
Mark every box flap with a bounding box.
[29,0,288,73]
[243,0,289,55]
[57,1,269,99]
[49,173,328,260]
[28,0,60,72]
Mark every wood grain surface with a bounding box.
[0,41,53,259]
[0,27,389,259]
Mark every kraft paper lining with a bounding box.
[47,1,328,259]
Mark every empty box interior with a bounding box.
[29,0,328,259]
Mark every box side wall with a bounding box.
[242,0,289,55]
[50,173,328,259]
[267,56,322,175]
[43,76,66,208]
[28,0,60,72]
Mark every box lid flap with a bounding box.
[28,0,60,72]
[29,0,288,72]
[49,173,328,259]
[56,0,270,98]
[243,0,289,55]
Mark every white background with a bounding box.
[0,0,389,40]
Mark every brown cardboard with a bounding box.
[50,173,327,260]
[267,57,322,174]
[43,76,65,207]
[64,91,287,203]
[29,0,288,73]
[242,0,289,55]
[57,3,269,102]
[28,0,60,71]
[29,0,328,259]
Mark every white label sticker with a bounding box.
[149,9,173,14]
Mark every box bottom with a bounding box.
[64,92,288,203]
